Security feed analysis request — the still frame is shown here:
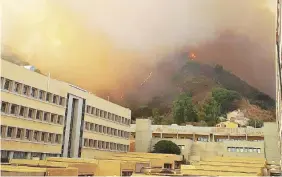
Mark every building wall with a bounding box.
[263,122,280,162]
[133,119,266,161]
[1,59,131,160]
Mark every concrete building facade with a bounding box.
[1,59,131,160]
[130,119,277,161]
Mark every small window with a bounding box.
[39,90,44,100]
[84,138,89,147]
[1,101,8,113]
[28,108,35,119]
[85,122,90,130]
[89,139,94,147]
[10,104,18,116]
[4,79,11,90]
[1,125,6,137]
[257,148,261,153]
[94,140,98,148]
[99,125,102,133]
[46,93,52,102]
[31,88,37,98]
[103,126,107,134]
[14,82,21,93]
[52,95,58,104]
[41,132,46,142]
[48,133,53,143]
[108,113,111,119]
[86,106,91,114]
[19,106,26,117]
[25,129,31,140]
[16,128,23,139]
[36,110,42,120]
[7,127,13,137]
[51,114,56,123]
[59,97,65,106]
[96,109,99,116]
[1,77,5,88]
[106,142,109,149]
[55,134,61,143]
[91,107,95,115]
[44,112,50,121]
[34,131,39,141]
[57,115,63,124]
[22,85,29,96]
[90,123,94,131]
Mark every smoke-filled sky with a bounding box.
[2,0,276,100]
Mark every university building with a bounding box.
[130,119,279,162]
[1,59,131,160]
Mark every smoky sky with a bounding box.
[2,0,276,101]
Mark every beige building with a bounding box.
[130,119,279,161]
[1,59,131,160]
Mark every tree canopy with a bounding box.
[201,97,221,126]
[247,118,264,128]
[153,140,181,155]
[212,87,241,115]
[152,108,163,125]
[172,93,198,124]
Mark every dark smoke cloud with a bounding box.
[2,0,276,103]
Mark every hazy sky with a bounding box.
[2,0,277,99]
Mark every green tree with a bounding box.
[201,98,221,126]
[212,87,241,114]
[153,140,181,155]
[152,108,163,125]
[247,119,264,128]
[172,93,198,125]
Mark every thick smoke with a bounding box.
[2,0,276,102]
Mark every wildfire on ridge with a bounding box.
[189,52,196,60]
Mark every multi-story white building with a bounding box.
[1,59,131,160]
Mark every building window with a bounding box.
[122,171,133,177]
[89,139,94,147]
[22,85,29,96]
[28,108,35,119]
[4,79,11,90]
[19,106,26,117]
[164,163,172,169]
[44,112,49,121]
[108,113,111,119]
[90,123,94,131]
[31,88,37,98]
[13,152,27,159]
[48,133,53,143]
[99,125,102,133]
[14,82,21,93]
[34,131,39,141]
[84,138,89,147]
[94,140,98,148]
[25,129,31,140]
[39,90,44,100]
[51,114,56,123]
[46,93,52,102]
[91,107,95,115]
[86,106,91,114]
[10,104,18,115]
[52,95,58,104]
[103,126,107,134]
[1,77,5,88]
[7,127,13,138]
[57,115,63,125]
[1,126,7,137]
[41,132,45,142]
[1,101,8,113]
[36,110,42,120]
[59,97,65,106]
[16,128,23,139]
[55,134,61,143]
[96,109,100,116]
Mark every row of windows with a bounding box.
[86,105,130,126]
[1,77,66,107]
[84,121,130,139]
[83,138,129,152]
[1,101,64,125]
[227,147,261,153]
[1,125,62,144]
[1,150,58,160]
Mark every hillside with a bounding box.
[124,52,275,122]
